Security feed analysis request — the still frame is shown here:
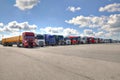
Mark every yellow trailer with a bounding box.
[2,36,22,46]
[2,32,35,47]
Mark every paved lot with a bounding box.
[0,44,120,80]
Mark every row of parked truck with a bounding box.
[1,32,120,48]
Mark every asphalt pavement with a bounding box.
[0,43,120,80]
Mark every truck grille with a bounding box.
[39,41,44,46]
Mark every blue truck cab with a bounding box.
[44,34,56,46]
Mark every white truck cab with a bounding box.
[81,37,88,44]
[64,37,71,45]
[35,34,45,47]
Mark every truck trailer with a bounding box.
[2,32,35,48]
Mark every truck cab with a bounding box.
[44,34,56,46]
[35,34,45,47]
[76,36,81,44]
[81,37,88,44]
[64,37,71,45]
[87,37,96,44]
[54,35,64,45]
[22,32,35,48]
[69,36,79,45]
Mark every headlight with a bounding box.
[24,40,27,43]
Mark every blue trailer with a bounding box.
[44,34,56,46]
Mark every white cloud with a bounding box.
[67,6,81,12]
[2,32,21,38]
[63,28,79,36]
[65,15,107,28]
[0,23,4,27]
[99,3,120,12]
[40,27,63,34]
[66,14,120,39]
[0,21,37,33]
[83,29,95,37]
[14,0,40,10]
[95,31,105,37]
[65,14,120,32]
[40,27,79,36]
[0,23,4,32]
[19,22,37,30]
[0,21,37,39]
[104,32,120,40]
[83,29,106,38]
[101,14,120,32]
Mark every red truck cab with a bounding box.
[69,36,79,45]
[22,32,35,48]
[87,37,96,44]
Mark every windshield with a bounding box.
[24,36,34,39]
[77,37,80,40]
[82,37,86,40]
[58,36,64,40]
[65,38,70,40]
[49,37,55,41]
[72,38,77,40]
[58,36,63,38]
[36,35,44,39]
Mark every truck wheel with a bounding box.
[9,44,13,46]
[41,45,44,47]
[17,43,20,47]
[3,43,7,46]
[30,46,33,48]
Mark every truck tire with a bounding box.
[17,42,22,47]
[8,43,13,46]
[9,44,13,46]
[30,46,33,48]
[3,43,7,46]
[17,43,20,47]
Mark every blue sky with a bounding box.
[0,0,120,40]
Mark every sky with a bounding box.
[0,0,120,40]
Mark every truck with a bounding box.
[35,34,45,47]
[76,36,81,44]
[103,39,112,43]
[81,36,88,44]
[2,32,35,48]
[44,34,56,46]
[64,37,71,45]
[95,38,104,43]
[87,37,96,44]
[68,36,79,45]
[54,35,64,45]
